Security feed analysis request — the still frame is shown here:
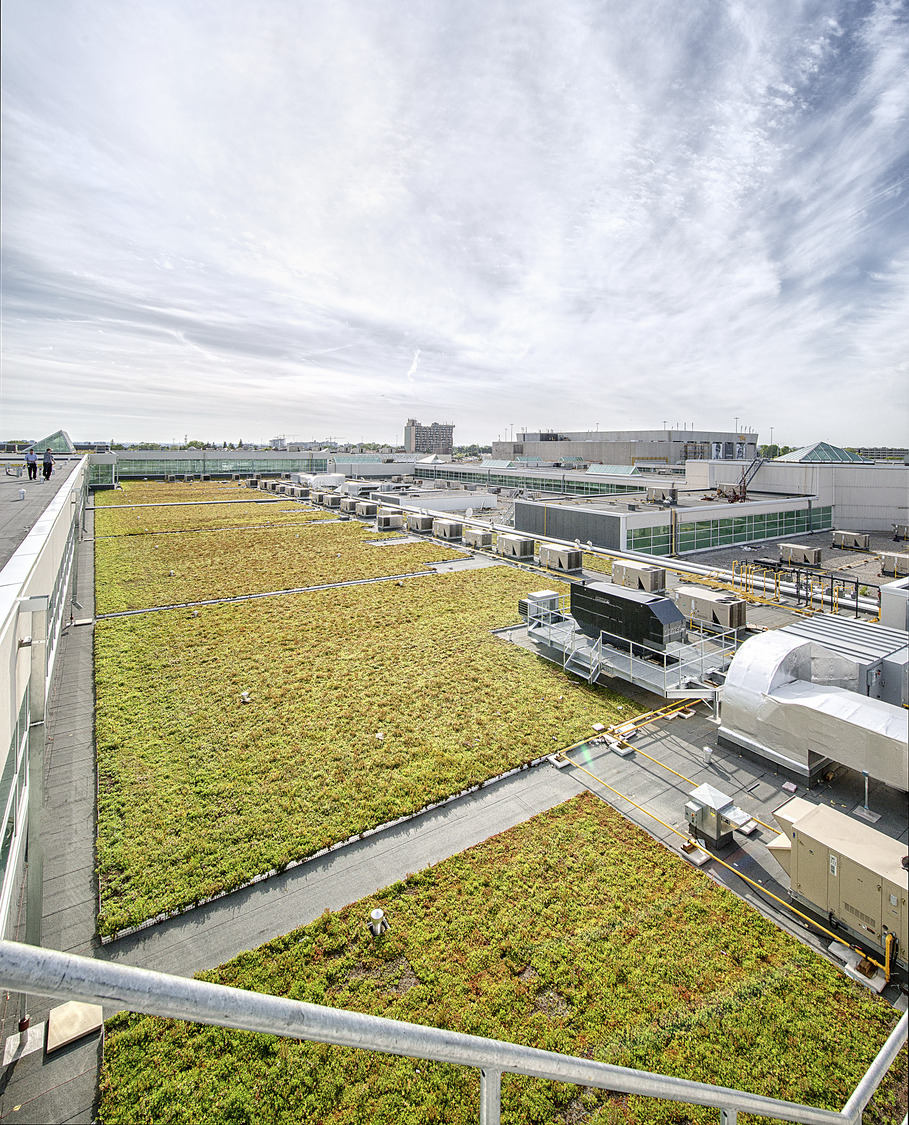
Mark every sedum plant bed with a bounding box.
[95,567,634,934]
[98,794,906,1125]
[95,518,464,614]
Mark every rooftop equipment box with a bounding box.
[433,519,463,540]
[355,501,377,518]
[570,581,686,650]
[674,585,747,630]
[406,513,435,533]
[646,486,678,504]
[767,798,908,971]
[276,484,288,494]
[340,497,358,514]
[894,524,909,541]
[612,559,666,592]
[464,528,493,548]
[881,552,909,577]
[323,493,341,508]
[833,531,871,550]
[497,534,536,560]
[540,545,582,572]
[779,543,822,567]
[685,784,754,848]
[376,513,404,530]
[519,590,562,622]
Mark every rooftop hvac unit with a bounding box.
[433,519,463,540]
[276,484,287,494]
[613,559,666,592]
[407,513,434,532]
[767,798,908,972]
[377,513,404,530]
[833,531,870,550]
[685,784,754,848]
[570,582,686,650]
[539,545,582,572]
[881,552,909,577]
[674,585,747,630]
[646,486,677,504]
[497,534,535,560]
[183,474,194,482]
[340,497,359,513]
[202,474,211,481]
[323,493,341,508]
[310,490,325,504]
[518,590,562,622]
[464,527,493,548]
[245,478,258,488]
[779,543,822,567]
[166,475,177,483]
[894,524,909,541]
[356,501,377,517]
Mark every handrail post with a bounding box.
[480,1067,501,1125]
[722,1109,738,1125]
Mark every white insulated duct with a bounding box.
[721,631,908,790]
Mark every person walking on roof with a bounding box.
[25,449,38,480]
[42,449,54,481]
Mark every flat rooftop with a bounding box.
[0,456,83,570]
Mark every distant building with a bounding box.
[404,419,454,456]
[491,428,758,467]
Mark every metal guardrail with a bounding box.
[0,941,905,1125]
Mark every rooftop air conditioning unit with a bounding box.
[377,512,404,530]
[674,585,747,630]
[464,528,493,548]
[881,552,909,577]
[539,545,582,572]
[407,513,434,533]
[833,531,870,550]
[356,501,377,518]
[497,534,535,560]
[779,543,821,567]
[613,559,666,592]
[433,518,463,540]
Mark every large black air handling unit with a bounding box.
[570,581,686,650]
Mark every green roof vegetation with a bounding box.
[98,794,906,1124]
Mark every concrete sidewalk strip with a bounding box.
[102,763,586,978]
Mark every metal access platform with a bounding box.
[524,596,736,708]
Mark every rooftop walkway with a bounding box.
[0,459,83,571]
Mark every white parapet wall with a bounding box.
[0,458,88,937]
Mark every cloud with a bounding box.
[2,0,907,444]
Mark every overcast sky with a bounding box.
[2,0,907,447]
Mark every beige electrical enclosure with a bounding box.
[779,543,822,566]
[769,798,908,969]
[432,518,463,540]
[539,545,582,572]
[406,514,435,532]
[833,531,870,550]
[376,513,404,530]
[881,552,909,577]
[675,585,747,630]
[497,534,535,560]
[612,559,666,592]
[463,527,493,548]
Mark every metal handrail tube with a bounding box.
[839,1011,909,1121]
[2,941,899,1125]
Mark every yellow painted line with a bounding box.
[562,756,886,975]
